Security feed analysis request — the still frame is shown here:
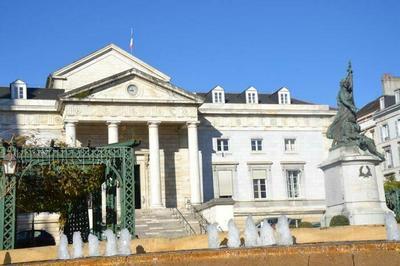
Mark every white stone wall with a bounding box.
[200,204,234,231]
[199,128,328,201]
[198,108,334,222]
[374,109,400,181]
[0,106,63,145]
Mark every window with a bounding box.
[280,93,289,104]
[213,164,236,199]
[284,138,296,152]
[216,138,229,152]
[245,87,258,104]
[384,146,393,169]
[247,92,257,103]
[286,170,301,198]
[398,143,400,167]
[212,86,225,103]
[381,124,390,141]
[248,163,270,199]
[396,120,400,137]
[18,87,24,99]
[251,139,262,151]
[395,89,400,104]
[217,170,233,198]
[253,178,267,199]
[213,91,223,103]
[278,88,291,104]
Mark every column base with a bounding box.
[150,204,164,209]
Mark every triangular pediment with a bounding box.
[49,44,170,91]
[60,68,203,104]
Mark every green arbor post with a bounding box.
[0,145,17,250]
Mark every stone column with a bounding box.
[148,121,162,208]
[101,183,106,223]
[107,121,120,144]
[187,121,202,205]
[65,120,77,147]
[107,121,121,223]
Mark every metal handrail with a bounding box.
[171,208,196,235]
[187,203,223,234]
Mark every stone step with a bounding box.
[134,208,201,238]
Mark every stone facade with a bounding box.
[358,74,400,210]
[198,98,334,226]
[0,44,337,229]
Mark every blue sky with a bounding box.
[1,0,399,107]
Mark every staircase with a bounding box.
[134,208,202,239]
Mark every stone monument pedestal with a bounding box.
[320,145,387,226]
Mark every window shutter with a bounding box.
[252,169,267,179]
[218,170,233,196]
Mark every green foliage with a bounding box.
[17,161,105,227]
[384,174,400,192]
[329,215,350,227]
[299,221,313,228]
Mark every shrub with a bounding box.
[384,174,400,192]
[299,221,313,228]
[329,215,350,227]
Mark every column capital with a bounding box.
[148,120,161,127]
[186,121,200,127]
[106,120,121,126]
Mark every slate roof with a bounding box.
[196,91,314,105]
[0,84,322,106]
[357,95,395,118]
[0,87,65,100]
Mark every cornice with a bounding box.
[198,103,336,116]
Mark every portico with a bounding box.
[64,118,202,209]
[56,45,204,210]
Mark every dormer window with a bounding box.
[10,80,27,99]
[212,86,225,104]
[246,87,258,104]
[395,89,400,104]
[278,87,291,105]
[379,97,385,110]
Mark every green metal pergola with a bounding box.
[0,140,139,250]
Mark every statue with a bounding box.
[327,63,384,160]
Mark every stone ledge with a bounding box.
[0,225,392,264]
[16,241,400,266]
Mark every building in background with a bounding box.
[358,74,400,211]
[0,44,335,232]
[197,86,334,228]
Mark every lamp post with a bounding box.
[2,152,17,176]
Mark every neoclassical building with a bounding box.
[358,74,400,212]
[0,44,335,228]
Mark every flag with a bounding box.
[129,28,134,53]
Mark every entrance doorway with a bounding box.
[134,165,141,209]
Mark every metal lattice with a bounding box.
[0,140,139,250]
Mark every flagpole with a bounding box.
[130,28,133,55]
